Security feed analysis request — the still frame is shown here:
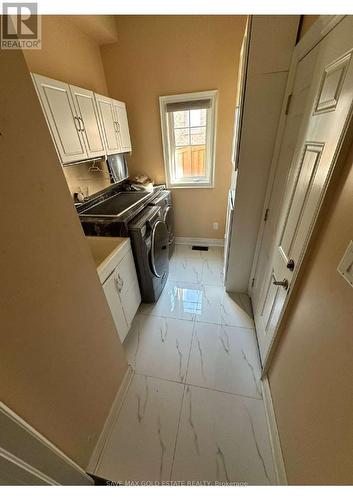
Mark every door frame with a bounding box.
[249,15,349,374]
[0,402,93,485]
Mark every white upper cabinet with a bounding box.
[69,85,106,159]
[112,100,132,152]
[95,93,120,155]
[32,74,87,164]
[32,73,133,164]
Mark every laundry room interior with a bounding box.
[1,6,353,490]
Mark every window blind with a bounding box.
[166,99,212,113]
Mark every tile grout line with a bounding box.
[132,371,263,402]
[137,314,255,330]
[169,385,186,481]
[195,319,256,331]
[169,314,197,480]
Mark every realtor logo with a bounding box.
[1,2,41,49]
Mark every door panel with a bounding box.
[255,16,353,364]
[103,272,129,343]
[251,44,318,314]
[278,143,324,260]
[121,283,141,327]
[32,74,87,164]
[70,85,105,158]
[112,100,132,152]
[95,94,120,154]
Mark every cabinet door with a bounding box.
[70,85,106,159]
[32,74,87,164]
[102,272,129,343]
[115,250,141,326]
[112,100,132,152]
[95,94,120,154]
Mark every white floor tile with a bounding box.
[169,246,203,284]
[186,323,262,398]
[139,280,202,321]
[99,245,275,485]
[169,245,224,285]
[195,285,254,328]
[171,385,275,485]
[201,257,224,286]
[96,374,184,483]
[169,255,203,284]
[124,315,194,383]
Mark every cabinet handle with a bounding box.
[115,121,120,133]
[114,278,122,294]
[74,116,81,132]
[78,117,85,132]
[114,274,124,294]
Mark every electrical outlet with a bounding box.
[213,222,219,231]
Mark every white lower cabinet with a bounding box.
[103,271,130,343]
[101,241,141,343]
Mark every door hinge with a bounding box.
[251,278,255,288]
[285,93,292,115]
[264,208,269,222]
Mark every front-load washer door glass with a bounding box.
[150,220,169,278]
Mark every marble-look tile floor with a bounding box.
[96,245,275,485]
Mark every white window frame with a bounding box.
[159,90,218,188]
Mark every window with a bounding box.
[159,90,218,188]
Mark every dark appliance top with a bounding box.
[80,191,150,217]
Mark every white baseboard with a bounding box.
[175,237,224,247]
[87,365,134,475]
[261,376,288,485]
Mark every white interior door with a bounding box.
[70,85,106,159]
[255,16,353,365]
[112,100,132,152]
[95,94,120,154]
[32,74,87,164]
[251,41,319,316]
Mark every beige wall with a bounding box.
[0,48,128,469]
[101,16,246,238]
[268,142,353,484]
[23,15,117,199]
[24,15,109,94]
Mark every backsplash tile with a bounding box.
[63,159,111,199]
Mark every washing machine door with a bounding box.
[150,220,169,278]
[164,206,175,244]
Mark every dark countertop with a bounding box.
[77,182,165,237]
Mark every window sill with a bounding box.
[167,182,214,189]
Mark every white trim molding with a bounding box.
[261,376,288,485]
[175,237,224,247]
[159,90,218,189]
[0,402,92,485]
[87,365,134,475]
[0,447,58,485]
